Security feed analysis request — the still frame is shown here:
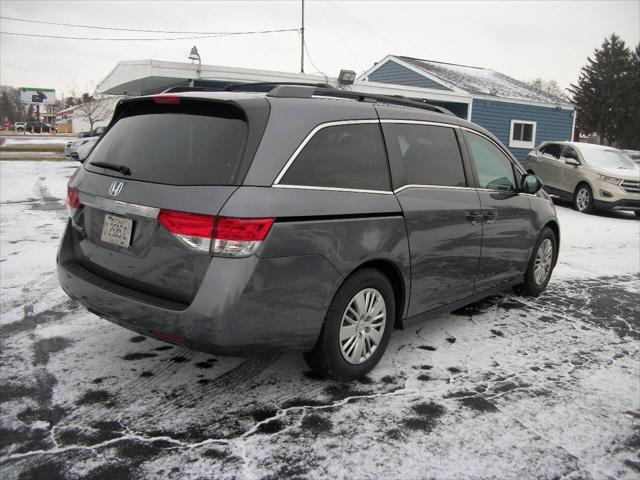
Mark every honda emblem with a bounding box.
[108,181,124,197]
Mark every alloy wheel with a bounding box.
[576,187,590,212]
[534,238,553,286]
[339,288,387,364]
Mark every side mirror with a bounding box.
[565,158,579,167]
[521,174,544,194]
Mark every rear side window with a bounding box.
[279,123,391,191]
[465,132,516,191]
[381,123,466,188]
[86,101,247,185]
[539,143,563,160]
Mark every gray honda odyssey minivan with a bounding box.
[57,85,559,380]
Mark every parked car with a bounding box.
[78,126,106,138]
[65,136,98,162]
[57,87,560,380]
[75,136,99,162]
[525,142,640,216]
[12,122,26,131]
[622,149,640,166]
[25,121,54,133]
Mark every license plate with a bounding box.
[101,214,133,248]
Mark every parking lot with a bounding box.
[0,161,638,479]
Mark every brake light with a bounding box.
[213,217,274,257]
[158,210,215,237]
[152,95,181,105]
[158,210,215,253]
[67,186,82,216]
[216,217,274,241]
[157,210,274,256]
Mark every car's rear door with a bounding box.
[535,143,564,189]
[381,119,482,316]
[461,130,532,291]
[66,95,268,305]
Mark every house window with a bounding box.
[509,120,537,149]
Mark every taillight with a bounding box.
[213,217,274,257]
[67,186,82,216]
[158,210,215,253]
[157,210,274,257]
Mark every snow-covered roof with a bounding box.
[396,56,571,105]
[55,105,80,117]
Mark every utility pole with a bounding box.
[300,0,305,73]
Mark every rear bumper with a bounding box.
[594,198,640,211]
[57,220,341,355]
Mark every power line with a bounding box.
[314,2,366,73]
[0,15,292,35]
[301,35,328,82]
[327,1,404,53]
[0,28,298,42]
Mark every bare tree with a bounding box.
[524,78,569,101]
[75,97,112,131]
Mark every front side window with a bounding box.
[279,123,391,191]
[465,132,516,191]
[381,123,467,188]
[560,146,580,162]
[509,120,537,149]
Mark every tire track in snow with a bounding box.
[153,354,281,419]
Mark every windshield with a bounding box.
[581,148,637,170]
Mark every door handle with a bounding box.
[465,211,483,225]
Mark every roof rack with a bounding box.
[162,83,454,116]
[266,85,454,116]
[162,82,331,94]
[224,81,332,92]
[162,86,224,93]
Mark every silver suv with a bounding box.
[57,85,560,380]
[525,142,640,216]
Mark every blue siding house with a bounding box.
[360,55,575,164]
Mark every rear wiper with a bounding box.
[90,161,131,176]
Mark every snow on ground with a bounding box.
[0,161,638,480]
[0,137,72,146]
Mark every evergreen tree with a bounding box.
[618,43,640,149]
[569,34,635,146]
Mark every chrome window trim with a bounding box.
[272,119,380,186]
[80,193,160,219]
[380,119,459,129]
[273,184,393,195]
[476,188,537,197]
[393,184,474,194]
[271,118,527,193]
[394,184,536,196]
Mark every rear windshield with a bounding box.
[85,101,247,185]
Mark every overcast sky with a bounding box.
[1,0,638,98]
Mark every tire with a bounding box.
[517,227,557,297]
[574,183,594,213]
[303,269,395,381]
[634,211,640,218]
